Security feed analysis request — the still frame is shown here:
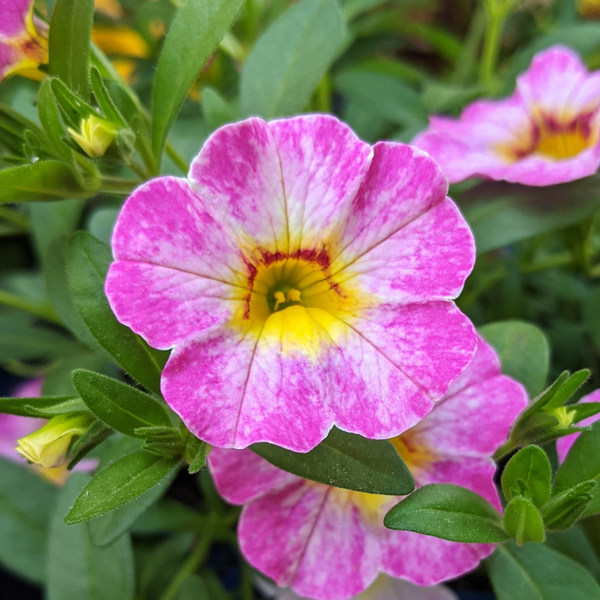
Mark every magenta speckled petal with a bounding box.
[269,115,373,249]
[188,118,287,252]
[208,446,299,504]
[381,530,494,586]
[413,45,600,185]
[239,481,380,599]
[336,198,475,303]
[0,0,31,37]
[556,389,600,463]
[106,177,244,349]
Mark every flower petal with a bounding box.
[239,482,380,600]
[0,0,30,38]
[336,198,474,303]
[106,177,244,348]
[268,114,373,250]
[207,448,299,504]
[188,118,288,253]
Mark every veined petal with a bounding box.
[106,177,245,348]
[335,198,474,303]
[188,118,288,254]
[269,114,373,250]
[239,481,380,600]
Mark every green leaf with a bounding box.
[37,79,75,165]
[457,175,600,254]
[65,232,167,393]
[383,483,508,543]
[48,474,134,600]
[65,450,181,523]
[544,369,590,409]
[0,161,96,203]
[252,427,413,495]
[240,0,345,118]
[201,86,237,130]
[187,441,210,474]
[479,320,550,396]
[501,446,552,507]
[0,394,85,418]
[88,466,178,546]
[49,0,94,99]
[487,541,600,600]
[0,458,58,583]
[334,70,427,128]
[504,496,546,545]
[72,370,171,437]
[151,0,244,158]
[543,481,597,530]
[546,525,600,580]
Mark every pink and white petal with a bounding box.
[0,41,18,79]
[381,529,494,586]
[110,177,242,280]
[268,115,373,250]
[188,118,288,253]
[161,327,334,451]
[208,448,299,504]
[239,483,380,600]
[497,143,600,186]
[333,143,448,266]
[415,374,527,458]
[516,46,589,112]
[106,261,243,349]
[557,389,600,463]
[336,198,474,303]
[445,335,501,397]
[0,0,31,38]
[343,302,477,408]
[0,414,43,462]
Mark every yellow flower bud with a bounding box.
[16,414,92,469]
[67,114,118,158]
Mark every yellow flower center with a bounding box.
[497,110,598,162]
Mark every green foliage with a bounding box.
[501,446,552,508]
[240,0,345,118]
[487,542,600,600]
[253,427,413,495]
[151,0,245,159]
[503,496,546,545]
[384,483,508,543]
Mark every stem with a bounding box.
[165,142,189,175]
[100,176,140,194]
[315,74,332,113]
[451,5,486,84]
[0,290,62,325]
[0,206,29,230]
[493,437,518,462]
[158,514,218,600]
[520,252,575,273]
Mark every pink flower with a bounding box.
[106,115,477,452]
[0,0,48,81]
[556,389,600,463]
[413,46,600,186]
[0,379,44,463]
[257,573,458,600]
[207,336,528,600]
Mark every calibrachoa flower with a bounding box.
[413,46,600,186]
[208,336,528,600]
[106,114,477,451]
[0,0,48,81]
[556,389,600,463]
[257,573,458,600]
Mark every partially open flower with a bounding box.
[414,46,600,186]
[16,413,92,469]
[556,389,600,462]
[0,0,48,82]
[106,114,477,452]
[67,114,119,158]
[208,336,528,599]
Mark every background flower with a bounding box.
[106,114,477,452]
[413,45,600,186]
[208,336,528,600]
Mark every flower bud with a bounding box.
[16,414,92,469]
[68,114,119,158]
